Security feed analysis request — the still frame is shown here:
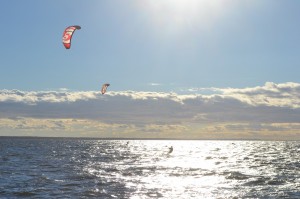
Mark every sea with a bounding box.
[0,137,299,199]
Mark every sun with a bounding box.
[138,0,227,31]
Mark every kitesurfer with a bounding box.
[168,146,173,153]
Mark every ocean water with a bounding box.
[0,138,299,199]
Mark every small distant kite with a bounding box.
[62,25,81,49]
[101,83,110,95]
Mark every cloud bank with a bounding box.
[0,82,299,139]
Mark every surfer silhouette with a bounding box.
[168,146,173,154]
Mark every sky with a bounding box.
[0,0,300,140]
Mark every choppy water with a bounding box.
[0,137,299,198]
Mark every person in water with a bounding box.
[168,146,173,153]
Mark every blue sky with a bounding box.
[1,0,299,91]
[0,1,300,139]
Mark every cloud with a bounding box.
[0,117,189,138]
[0,82,299,139]
[189,82,300,108]
[148,83,161,86]
[1,82,300,123]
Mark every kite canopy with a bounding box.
[62,25,81,49]
[101,83,110,95]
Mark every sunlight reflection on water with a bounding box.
[80,140,300,198]
[0,138,299,198]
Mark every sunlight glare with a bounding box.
[140,0,227,31]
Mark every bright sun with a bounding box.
[139,0,227,31]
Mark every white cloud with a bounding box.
[187,82,300,108]
[0,82,299,122]
[148,83,161,86]
[0,82,299,139]
[0,89,99,104]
